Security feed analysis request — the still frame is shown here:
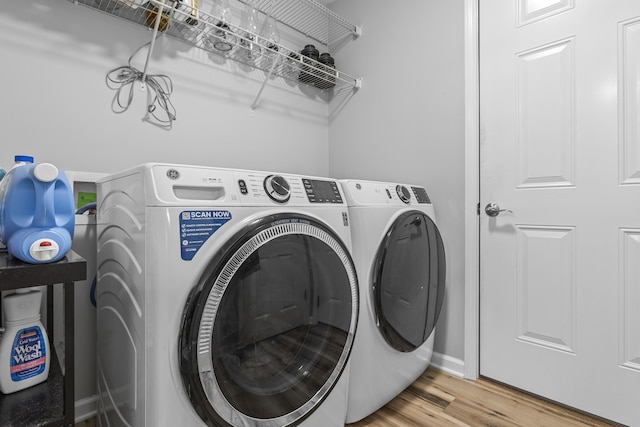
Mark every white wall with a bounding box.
[328,0,467,367]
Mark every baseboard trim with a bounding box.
[431,352,465,378]
[75,395,98,423]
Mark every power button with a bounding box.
[238,179,248,195]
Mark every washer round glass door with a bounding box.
[373,210,446,352]
[180,214,358,427]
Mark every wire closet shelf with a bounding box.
[236,0,361,46]
[75,0,362,99]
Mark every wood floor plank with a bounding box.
[388,392,468,427]
[406,373,456,410]
[362,395,466,427]
[442,397,528,427]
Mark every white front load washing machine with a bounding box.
[340,179,446,423]
[95,164,359,427]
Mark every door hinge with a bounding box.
[477,202,480,215]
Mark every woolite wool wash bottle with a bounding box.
[0,288,50,393]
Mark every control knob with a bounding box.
[396,185,411,204]
[264,175,291,203]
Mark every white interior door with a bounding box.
[480,1,640,425]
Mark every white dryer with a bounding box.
[95,164,359,427]
[340,179,445,423]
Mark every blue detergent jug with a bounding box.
[0,161,75,264]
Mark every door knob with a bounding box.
[485,202,512,217]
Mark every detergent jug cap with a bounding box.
[33,163,58,183]
[14,155,34,163]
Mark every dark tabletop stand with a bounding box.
[0,251,87,427]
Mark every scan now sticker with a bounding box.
[179,210,232,261]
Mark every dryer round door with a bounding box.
[180,213,358,427]
[372,210,446,352]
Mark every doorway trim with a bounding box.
[463,0,480,380]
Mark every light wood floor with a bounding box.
[351,368,617,427]
[77,368,617,427]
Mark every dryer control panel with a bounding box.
[340,179,432,207]
[411,186,431,204]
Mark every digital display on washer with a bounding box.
[302,179,343,203]
[411,186,431,204]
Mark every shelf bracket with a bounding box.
[141,1,167,90]
[250,56,280,112]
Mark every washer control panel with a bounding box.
[302,178,343,204]
[145,164,347,206]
